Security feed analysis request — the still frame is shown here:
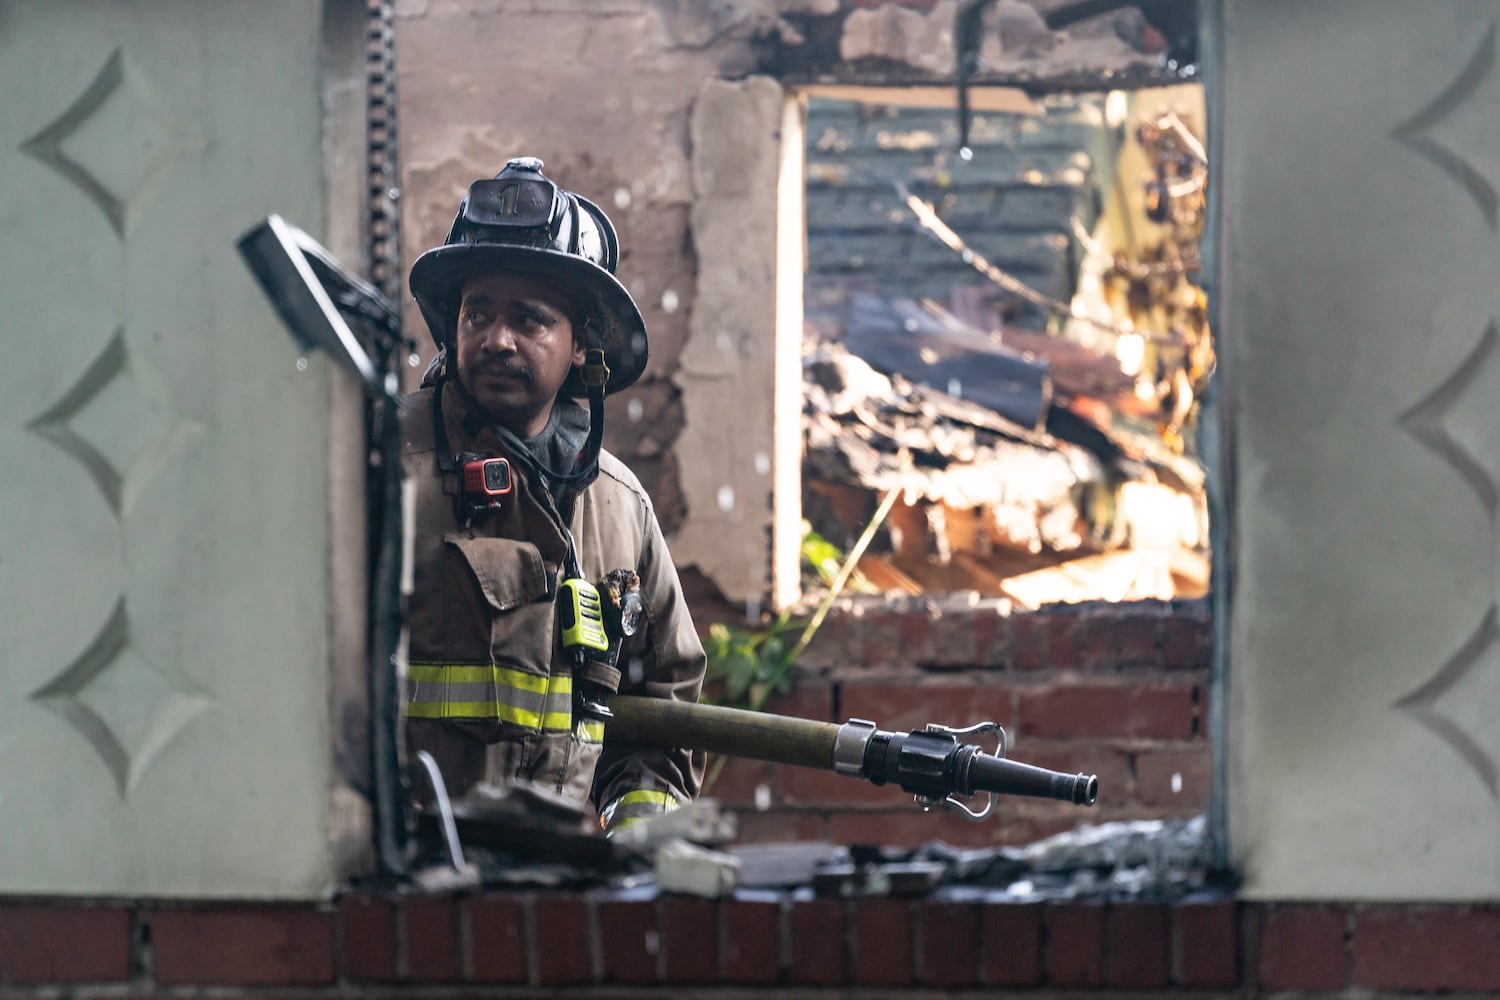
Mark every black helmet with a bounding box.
[409,156,648,395]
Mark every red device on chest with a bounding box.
[458,453,512,514]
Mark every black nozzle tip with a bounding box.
[1076,773,1099,806]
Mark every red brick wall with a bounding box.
[4,895,1499,994]
[714,598,1212,847]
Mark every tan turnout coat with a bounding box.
[402,383,705,815]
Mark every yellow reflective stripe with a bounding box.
[407,704,575,730]
[579,720,605,743]
[601,788,681,833]
[538,673,574,730]
[410,663,562,694]
[609,814,648,832]
[407,701,570,728]
[617,790,678,809]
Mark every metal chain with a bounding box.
[366,0,402,351]
[364,0,413,875]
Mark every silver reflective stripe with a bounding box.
[407,663,574,729]
[601,789,679,833]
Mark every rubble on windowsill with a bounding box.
[407,793,1221,904]
[731,814,1218,902]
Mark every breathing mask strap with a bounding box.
[431,365,456,474]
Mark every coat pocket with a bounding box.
[445,533,550,612]
[560,719,606,803]
[407,535,568,741]
[445,533,557,677]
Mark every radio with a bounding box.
[558,578,608,653]
[559,577,615,722]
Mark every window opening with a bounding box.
[798,84,1212,611]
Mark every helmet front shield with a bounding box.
[461,176,560,241]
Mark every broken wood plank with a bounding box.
[999,549,1188,609]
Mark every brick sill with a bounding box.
[4,891,1499,993]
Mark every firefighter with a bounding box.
[403,156,704,834]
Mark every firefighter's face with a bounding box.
[455,273,583,437]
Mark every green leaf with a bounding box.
[759,636,788,675]
[723,648,759,699]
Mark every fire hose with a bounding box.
[608,695,1097,822]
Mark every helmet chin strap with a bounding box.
[549,342,610,581]
[567,343,611,500]
[429,347,466,476]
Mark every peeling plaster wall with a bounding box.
[394,0,1179,604]
[394,0,772,537]
[673,77,790,605]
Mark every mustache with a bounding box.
[472,360,531,381]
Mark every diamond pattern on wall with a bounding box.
[1399,322,1500,515]
[27,329,199,518]
[20,47,181,239]
[1398,323,1500,798]
[18,36,209,806]
[30,599,211,796]
[1394,607,1500,798]
[1393,22,1499,229]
